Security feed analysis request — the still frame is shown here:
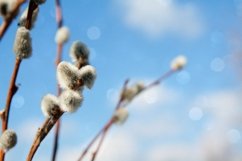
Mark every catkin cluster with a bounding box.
[111,82,145,125]
[111,55,188,125]
[41,39,96,117]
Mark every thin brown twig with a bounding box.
[145,69,175,89]
[0,0,26,40]
[26,113,63,161]
[27,77,85,161]
[115,79,129,110]
[90,70,176,161]
[51,42,63,161]
[77,118,114,161]
[0,1,38,160]
[0,58,21,161]
[52,0,64,160]
[77,69,178,161]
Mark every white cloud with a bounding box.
[115,0,204,38]
[57,131,138,161]
[193,90,242,127]
[192,90,242,161]
[147,144,201,161]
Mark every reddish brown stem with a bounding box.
[145,69,175,89]
[52,43,63,161]
[0,58,21,161]
[55,0,63,28]
[55,44,63,66]
[52,0,64,160]
[0,1,39,160]
[77,119,114,161]
[26,112,63,161]
[0,0,26,40]
[115,79,129,110]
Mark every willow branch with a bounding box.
[25,0,38,30]
[0,1,38,160]
[115,79,129,110]
[0,58,21,161]
[77,69,178,161]
[0,0,26,41]
[26,112,63,161]
[52,0,64,160]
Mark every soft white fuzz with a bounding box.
[13,27,32,59]
[59,90,83,113]
[0,130,17,152]
[41,94,60,118]
[170,55,187,71]
[79,65,96,89]
[113,108,129,125]
[69,41,89,63]
[55,26,70,44]
[57,61,83,91]
[123,82,145,102]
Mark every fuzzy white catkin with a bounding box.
[13,27,32,59]
[170,55,187,71]
[69,41,89,63]
[123,82,145,102]
[55,26,70,44]
[79,65,96,89]
[113,108,129,125]
[41,94,60,118]
[57,61,83,91]
[59,90,83,113]
[0,0,17,18]
[32,0,46,5]
[18,7,39,29]
[0,130,17,152]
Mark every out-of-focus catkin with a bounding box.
[55,26,70,45]
[170,55,187,71]
[0,130,17,152]
[69,41,89,63]
[13,27,32,59]
[113,108,129,125]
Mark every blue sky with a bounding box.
[0,0,242,161]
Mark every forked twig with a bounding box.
[77,69,177,161]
